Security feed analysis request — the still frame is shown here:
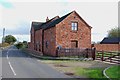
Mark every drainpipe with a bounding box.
[42,29,44,54]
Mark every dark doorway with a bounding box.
[71,40,78,48]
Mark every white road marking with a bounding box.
[7,50,17,76]
[6,50,9,60]
[7,51,8,59]
[8,61,16,76]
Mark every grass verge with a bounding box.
[75,67,106,79]
[106,65,120,79]
[41,60,112,79]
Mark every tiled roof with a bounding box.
[40,16,60,29]
[100,37,120,44]
[31,10,91,31]
[42,12,72,30]
[32,22,44,31]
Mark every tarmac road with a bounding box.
[2,46,71,79]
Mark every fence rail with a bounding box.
[96,51,120,64]
[57,48,96,60]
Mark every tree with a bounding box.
[107,27,120,37]
[15,42,23,49]
[23,41,27,44]
[23,41,28,48]
[4,35,17,44]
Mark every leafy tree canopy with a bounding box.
[23,41,27,44]
[4,35,17,44]
[107,27,120,37]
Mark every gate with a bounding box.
[96,51,120,64]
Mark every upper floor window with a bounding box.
[71,22,78,31]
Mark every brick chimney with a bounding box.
[46,16,49,22]
[56,16,59,19]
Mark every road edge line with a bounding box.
[103,66,112,80]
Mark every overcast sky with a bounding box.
[0,0,118,43]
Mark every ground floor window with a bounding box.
[71,40,78,48]
[36,44,37,50]
[45,41,49,48]
[39,44,41,51]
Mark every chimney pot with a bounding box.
[46,16,49,22]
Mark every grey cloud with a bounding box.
[4,21,30,35]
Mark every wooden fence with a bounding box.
[57,48,96,60]
[96,51,120,64]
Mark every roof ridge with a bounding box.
[40,15,60,27]
[42,11,73,30]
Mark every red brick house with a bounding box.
[29,22,43,51]
[29,11,92,56]
[93,37,120,51]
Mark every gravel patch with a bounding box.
[40,60,115,78]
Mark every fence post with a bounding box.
[110,52,112,63]
[78,49,80,58]
[56,48,59,57]
[92,48,96,60]
[101,50,104,61]
[86,48,88,58]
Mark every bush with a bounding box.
[15,42,24,49]
[15,41,28,49]
[0,42,10,47]
[23,41,28,48]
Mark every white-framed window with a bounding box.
[71,22,78,31]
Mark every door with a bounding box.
[71,41,78,48]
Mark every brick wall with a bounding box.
[28,42,34,50]
[94,44,120,51]
[56,11,91,49]
[35,29,43,52]
[43,27,56,56]
[30,27,35,50]
[43,11,91,56]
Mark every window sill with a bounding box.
[70,30,78,33]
